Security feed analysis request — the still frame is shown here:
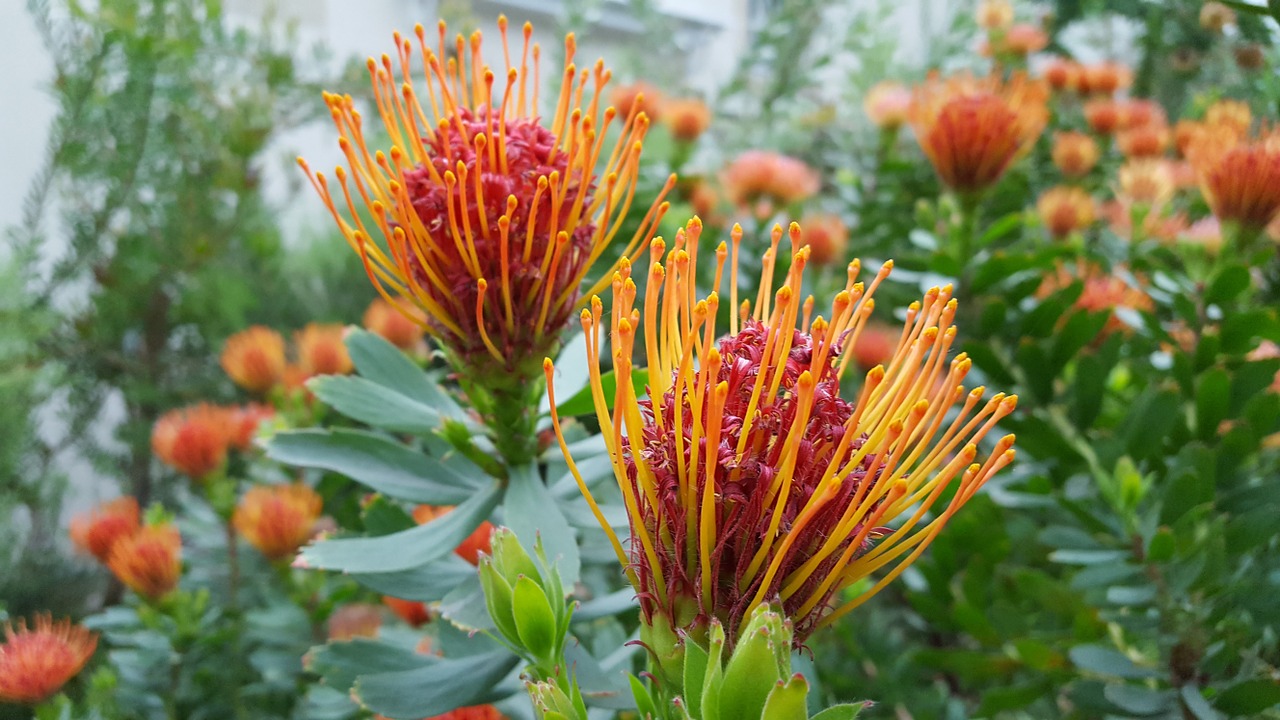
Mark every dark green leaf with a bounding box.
[1069,645,1161,679]
[1214,679,1280,714]
[1195,368,1230,442]
[554,368,649,417]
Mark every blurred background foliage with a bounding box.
[3,0,1280,718]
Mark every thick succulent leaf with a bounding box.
[344,328,465,419]
[299,481,501,572]
[504,464,581,586]
[267,428,485,504]
[353,650,520,718]
[309,375,444,434]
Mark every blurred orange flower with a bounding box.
[610,80,664,123]
[1041,58,1080,92]
[70,497,141,563]
[663,98,712,142]
[1038,186,1097,239]
[976,0,1014,30]
[909,72,1048,194]
[798,213,849,266]
[228,403,274,451]
[220,326,286,395]
[152,404,232,481]
[1117,124,1170,158]
[1188,126,1280,231]
[0,615,98,705]
[1084,99,1122,135]
[1039,262,1152,338]
[412,505,494,565]
[363,298,426,351]
[1053,131,1100,178]
[108,522,182,600]
[382,596,431,627]
[295,323,352,377]
[233,483,323,561]
[863,81,913,130]
[722,150,820,213]
[1078,63,1131,96]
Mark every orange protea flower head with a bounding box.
[1118,99,1165,132]
[1118,158,1176,210]
[663,98,712,142]
[108,522,182,600]
[1039,261,1152,337]
[151,404,232,481]
[610,80,664,123]
[363,297,427,350]
[1037,186,1096,239]
[298,19,671,414]
[70,497,141,563]
[722,150,821,216]
[1041,58,1081,92]
[221,326,286,394]
[1188,126,1280,231]
[1117,123,1170,158]
[229,403,274,451]
[1078,62,1130,96]
[798,213,849,266]
[294,323,353,377]
[909,72,1049,195]
[1200,2,1235,32]
[233,483,323,561]
[0,615,97,705]
[976,0,1014,30]
[328,603,383,641]
[863,81,913,130]
[1053,131,1100,178]
[1205,99,1252,138]
[1084,99,1122,135]
[545,219,1018,647]
[382,596,432,627]
[991,24,1049,57]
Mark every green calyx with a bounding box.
[632,604,870,720]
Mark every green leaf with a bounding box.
[353,650,520,717]
[306,638,433,692]
[1069,645,1161,679]
[478,560,520,643]
[554,367,649,417]
[1214,679,1280,714]
[299,481,501,572]
[512,575,558,661]
[1124,389,1182,461]
[1206,264,1251,306]
[1103,684,1174,715]
[629,676,661,720]
[684,635,710,718]
[761,675,809,720]
[1146,527,1175,563]
[1049,549,1130,565]
[701,622,727,720]
[977,211,1025,248]
[309,375,443,434]
[504,464,581,586]
[348,556,478,602]
[1195,368,1231,442]
[361,495,416,536]
[1180,685,1221,720]
[811,704,869,720]
[345,328,463,418]
[719,622,783,719]
[267,429,485,504]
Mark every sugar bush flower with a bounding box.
[0,615,98,705]
[546,219,1017,647]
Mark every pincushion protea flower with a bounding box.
[1187,125,1280,234]
[298,17,671,462]
[662,98,712,143]
[152,404,232,481]
[545,218,1017,647]
[0,615,98,704]
[722,150,821,217]
[1053,131,1100,178]
[1038,186,1096,239]
[295,323,353,377]
[364,297,427,350]
[221,326,286,394]
[70,496,141,563]
[909,72,1048,195]
[108,522,182,600]
[863,81,912,130]
[233,483,324,561]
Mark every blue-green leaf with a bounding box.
[309,375,442,434]
[345,328,464,418]
[266,428,485,504]
[347,556,477,602]
[299,481,502,573]
[504,464,580,586]
[353,650,520,718]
